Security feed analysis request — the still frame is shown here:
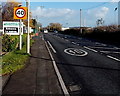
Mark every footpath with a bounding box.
[2,36,63,95]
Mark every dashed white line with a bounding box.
[84,46,98,53]
[100,51,120,54]
[47,41,56,53]
[89,46,120,50]
[72,42,76,45]
[107,55,120,62]
[65,39,69,42]
[45,42,70,96]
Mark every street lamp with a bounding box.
[25,0,30,54]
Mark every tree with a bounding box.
[96,18,104,27]
[2,0,21,21]
[48,23,62,31]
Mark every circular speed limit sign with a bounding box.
[14,7,27,19]
[16,8,26,18]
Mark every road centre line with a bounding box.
[65,39,69,42]
[72,42,76,45]
[84,46,98,53]
[45,42,70,96]
[89,46,120,49]
[107,55,120,62]
[100,51,120,54]
[47,41,56,53]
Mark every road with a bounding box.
[44,32,120,95]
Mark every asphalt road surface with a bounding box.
[44,32,120,95]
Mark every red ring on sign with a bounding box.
[15,8,26,19]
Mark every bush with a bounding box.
[2,35,19,52]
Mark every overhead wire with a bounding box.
[82,1,112,11]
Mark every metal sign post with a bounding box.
[19,19,22,50]
[14,7,27,50]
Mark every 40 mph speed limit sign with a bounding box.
[14,7,27,19]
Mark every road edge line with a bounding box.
[45,41,70,96]
[47,41,56,53]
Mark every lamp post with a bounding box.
[26,0,30,54]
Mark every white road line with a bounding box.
[107,55,120,62]
[84,46,98,53]
[114,47,120,49]
[41,35,44,41]
[45,42,70,96]
[72,42,76,45]
[65,39,69,42]
[47,41,56,53]
[101,44,107,46]
[100,51,120,54]
[89,46,120,50]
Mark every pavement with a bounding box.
[2,35,63,95]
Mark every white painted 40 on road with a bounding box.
[64,48,88,57]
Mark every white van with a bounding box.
[44,30,48,33]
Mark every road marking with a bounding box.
[100,51,120,54]
[65,39,69,42]
[89,46,120,50]
[64,48,88,56]
[72,42,76,45]
[47,41,56,53]
[107,55,120,62]
[84,46,98,53]
[114,47,120,49]
[45,42,70,96]
[101,44,107,46]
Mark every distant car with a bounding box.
[54,30,58,33]
[44,30,48,33]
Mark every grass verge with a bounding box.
[1,34,34,75]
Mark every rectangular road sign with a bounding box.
[3,21,23,35]
[14,7,27,19]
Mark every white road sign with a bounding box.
[3,21,23,35]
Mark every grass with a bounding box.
[1,34,34,75]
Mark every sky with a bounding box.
[20,0,119,27]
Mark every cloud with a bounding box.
[87,7,109,18]
[95,7,109,18]
[32,7,78,26]
[110,0,120,2]
[32,7,75,18]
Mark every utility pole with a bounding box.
[80,9,82,34]
[26,0,30,54]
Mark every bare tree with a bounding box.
[96,18,104,27]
